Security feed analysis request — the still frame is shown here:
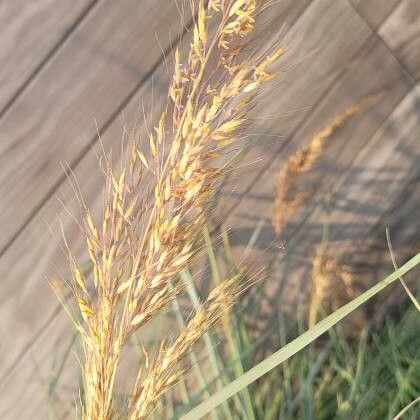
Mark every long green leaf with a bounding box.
[180,253,420,419]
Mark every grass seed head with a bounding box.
[61,1,284,418]
[273,94,380,236]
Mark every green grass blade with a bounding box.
[203,227,256,417]
[386,228,420,312]
[349,327,368,404]
[180,253,420,420]
[203,225,222,284]
[289,342,332,415]
[392,395,420,420]
[219,228,257,419]
[170,285,219,420]
[47,331,78,420]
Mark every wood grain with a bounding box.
[222,35,412,242]
[0,0,95,112]
[0,0,191,416]
[215,0,375,225]
[0,314,76,420]
[320,86,420,246]
[379,0,420,81]
[232,84,420,334]
[215,4,415,323]
[0,0,190,254]
[276,84,420,293]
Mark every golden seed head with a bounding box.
[273,94,380,236]
[61,1,283,418]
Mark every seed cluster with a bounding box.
[273,95,379,236]
[309,247,363,330]
[62,1,285,419]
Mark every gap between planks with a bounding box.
[0,0,100,119]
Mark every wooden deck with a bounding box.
[0,0,419,418]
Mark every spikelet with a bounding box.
[273,95,379,236]
[308,246,365,334]
[61,1,285,419]
[128,270,245,419]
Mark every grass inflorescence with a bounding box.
[273,95,379,236]
[60,1,285,418]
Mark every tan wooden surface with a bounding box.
[350,0,401,29]
[273,85,420,316]
[380,0,420,81]
[0,0,419,418]
[216,0,395,223]
[0,0,192,253]
[0,0,96,112]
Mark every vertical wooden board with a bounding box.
[0,2,312,413]
[349,0,401,29]
[379,0,420,81]
[0,0,94,112]
[0,0,191,253]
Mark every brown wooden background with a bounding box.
[0,1,419,418]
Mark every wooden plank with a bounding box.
[224,35,412,239]
[217,8,414,321]
[0,314,77,420]
[323,85,420,245]
[275,84,420,299]
[0,0,191,254]
[0,2,311,417]
[0,0,95,113]
[349,0,401,29]
[215,0,375,227]
[230,85,420,334]
[379,0,420,81]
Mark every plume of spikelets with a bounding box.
[62,1,285,419]
[273,94,379,236]
[308,246,364,331]
[128,270,245,419]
